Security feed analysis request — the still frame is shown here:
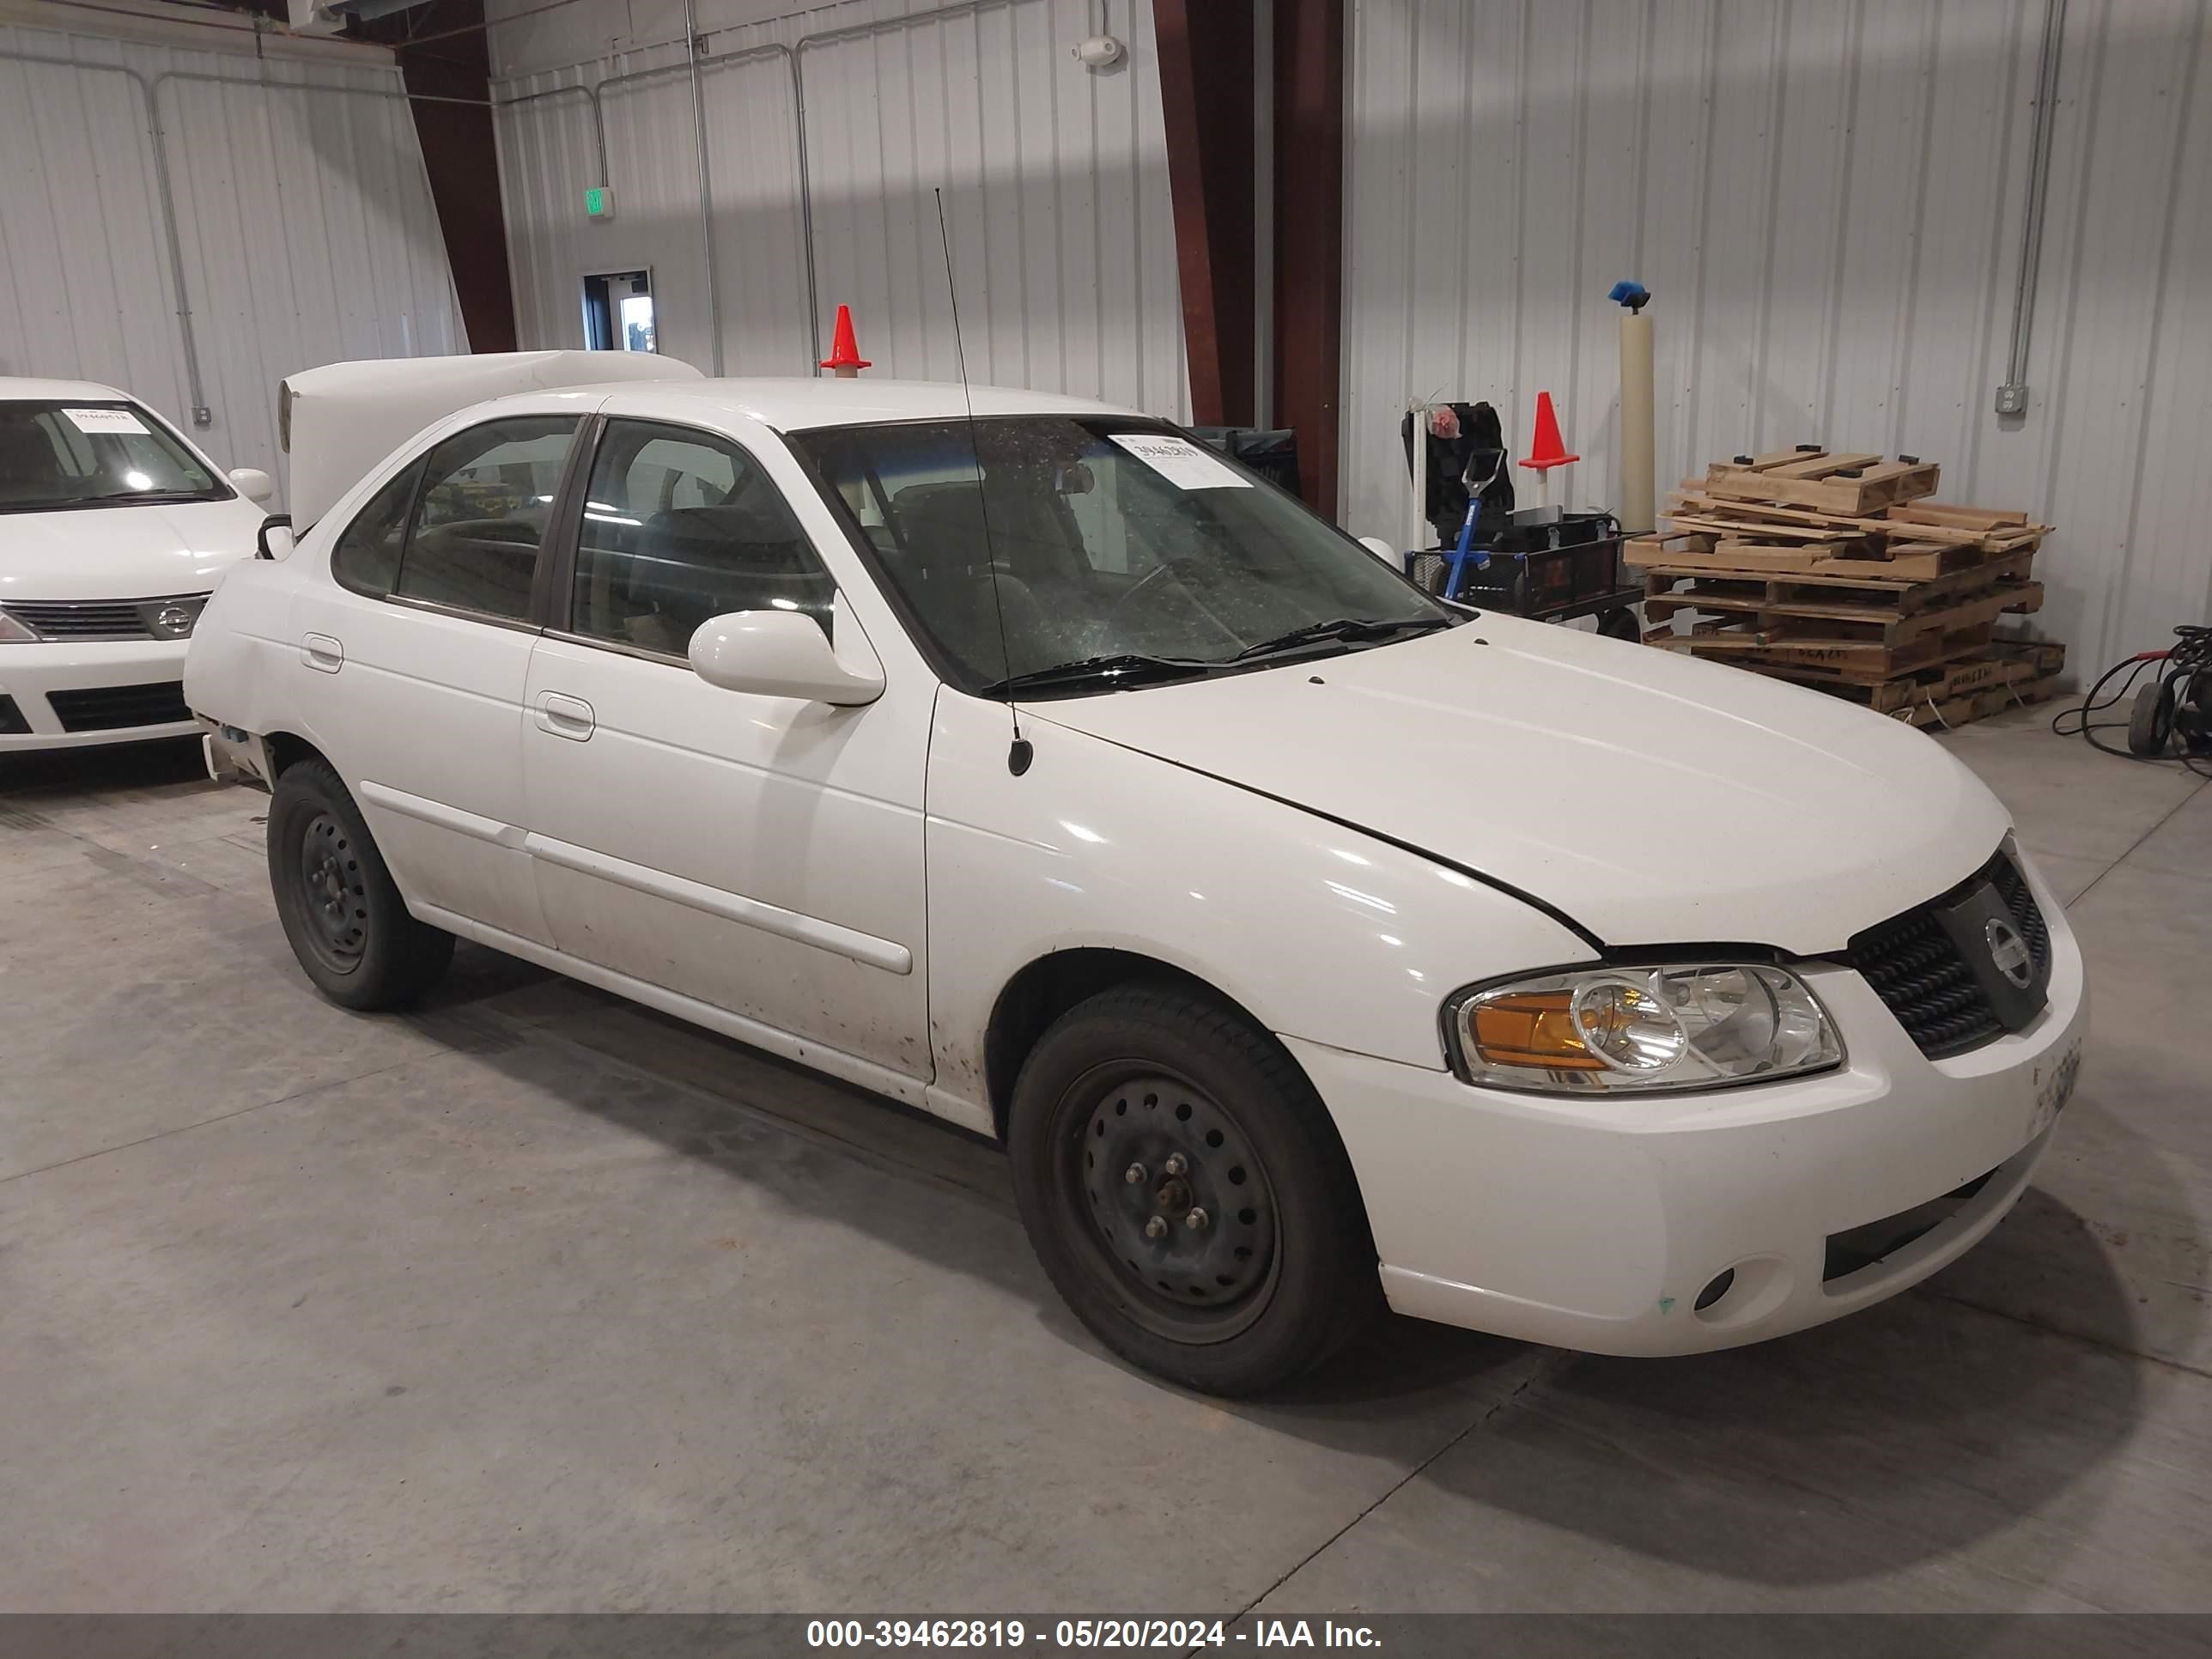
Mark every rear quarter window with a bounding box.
[331,460,423,598]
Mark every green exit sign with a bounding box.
[584,186,615,222]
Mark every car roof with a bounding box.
[583,375,1146,434]
[0,376,135,404]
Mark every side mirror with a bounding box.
[1358,535,1400,566]
[256,514,295,561]
[689,610,884,706]
[229,467,276,506]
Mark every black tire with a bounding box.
[1597,605,1641,642]
[267,757,453,1010]
[1007,983,1382,1395]
[2129,679,2176,757]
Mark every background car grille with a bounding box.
[1841,849,2051,1060]
[1,594,209,641]
[46,681,191,732]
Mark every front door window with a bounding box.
[568,419,836,657]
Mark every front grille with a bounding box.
[0,694,29,735]
[1842,849,2051,1060]
[1,593,208,641]
[1846,898,2003,1057]
[46,680,191,732]
[1990,854,2051,980]
[3,599,152,640]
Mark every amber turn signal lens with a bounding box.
[1468,990,1609,1070]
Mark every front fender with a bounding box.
[923,690,1596,1117]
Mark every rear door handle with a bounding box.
[301,633,343,673]
[535,691,595,741]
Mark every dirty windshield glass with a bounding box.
[791,417,1450,693]
[0,401,224,513]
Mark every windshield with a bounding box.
[0,400,226,514]
[790,417,1452,693]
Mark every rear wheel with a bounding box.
[1007,984,1381,1395]
[268,758,453,1009]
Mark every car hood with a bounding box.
[1025,615,2010,955]
[0,497,263,600]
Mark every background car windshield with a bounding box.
[792,417,1447,689]
[0,401,222,513]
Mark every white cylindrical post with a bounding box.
[1619,310,1656,533]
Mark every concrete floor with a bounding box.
[1,707,2209,1615]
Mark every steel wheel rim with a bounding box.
[1060,1066,1283,1343]
[296,811,368,973]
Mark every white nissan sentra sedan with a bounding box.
[185,362,2087,1395]
[1,379,274,751]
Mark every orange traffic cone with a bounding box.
[1518,392,1578,471]
[1517,392,1578,510]
[820,305,872,378]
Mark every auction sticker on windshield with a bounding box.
[1108,433,1251,491]
[63,407,150,435]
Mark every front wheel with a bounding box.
[267,757,453,1010]
[1597,605,1641,641]
[1007,984,1381,1395]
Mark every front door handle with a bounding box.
[301,633,343,673]
[535,691,596,741]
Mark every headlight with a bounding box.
[0,610,37,644]
[1446,963,1842,1094]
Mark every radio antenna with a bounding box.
[934,186,1031,777]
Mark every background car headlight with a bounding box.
[0,610,38,644]
[1447,963,1842,1093]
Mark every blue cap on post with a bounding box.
[1607,280,1651,313]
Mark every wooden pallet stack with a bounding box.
[1626,447,2063,728]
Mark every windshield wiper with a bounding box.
[41,489,222,507]
[1231,615,1453,661]
[980,653,1218,696]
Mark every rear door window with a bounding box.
[393,416,578,621]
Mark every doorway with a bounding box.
[582,270,656,352]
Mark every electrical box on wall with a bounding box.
[584,186,616,222]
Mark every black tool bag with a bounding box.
[1400,401,1515,546]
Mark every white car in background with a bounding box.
[185,357,2087,1396]
[0,379,273,752]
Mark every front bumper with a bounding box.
[1293,856,2088,1357]
[0,638,195,751]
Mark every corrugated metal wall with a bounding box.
[1342,0,2212,670]
[491,0,1190,418]
[495,40,812,379]
[0,21,465,497]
